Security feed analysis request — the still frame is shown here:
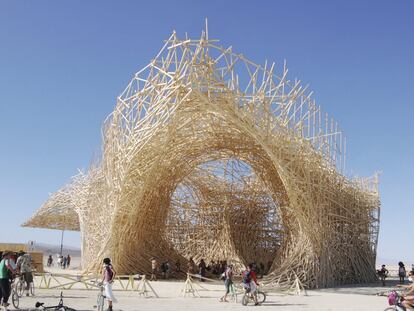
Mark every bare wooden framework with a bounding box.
[23,25,380,289]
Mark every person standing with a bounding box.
[399,262,407,284]
[0,252,17,308]
[150,258,157,281]
[101,258,117,311]
[175,260,181,274]
[62,256,67,269]
[16,252,33,296]
[66,254,71,268]
[47,255,53,267]
[199,259,207,282]
[242,263,259,305]
[165,261,171,279]
[187,257,195,274]
[377,264,389,286]
[220,264,234,302]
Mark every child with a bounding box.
[101,258,117,311]
[399,262,407,284]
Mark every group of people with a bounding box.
[150,258,181,281]
[0,251,263,310]
[54,254,71,269]
[219,263,261,305]
[377,262,414,286]
[376,262,414,310]
[0,251,34,308]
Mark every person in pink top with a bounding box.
[101,258,117,311]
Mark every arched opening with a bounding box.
[164,158,284,273]
[107,100,293,275]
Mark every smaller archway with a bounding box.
[165,158,285,273]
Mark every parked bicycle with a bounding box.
[35,291,76,311]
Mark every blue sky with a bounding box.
[0,1,413,262]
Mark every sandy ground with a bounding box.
[11,276,402,311]
[21,256,403,310]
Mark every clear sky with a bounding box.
[0,1,413,262]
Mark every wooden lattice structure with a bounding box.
[23,26,380,288]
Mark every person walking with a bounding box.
[242,263,259,305]
[16,252,33,296]
[0,252,17,308]
[220,264,234,302]
[101,258,117,311]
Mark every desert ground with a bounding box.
[9,255,402,310]
[13,279,396,311]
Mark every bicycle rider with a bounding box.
[396,281,414,311]
[16,251,34,296]
[242,263,259,306]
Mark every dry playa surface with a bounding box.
[26,257,399,310]
[14,277,395,311]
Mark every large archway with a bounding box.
[107,96,292,276]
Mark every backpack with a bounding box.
[219,272,225,280]
[242,271,251,284]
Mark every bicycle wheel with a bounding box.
[30,282,35,296]
[257,291,266,303]
[241,293,249,306]
[97,293,105,311]
[12,290,19,309]
[229,284,237,302]
[16,280,24,297]
[383,307,397,311]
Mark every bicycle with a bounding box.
[11,278,20,309]
[384,290,414,311]
[228,282,240,302]
[93,283,106,311]
[35,291,76,311]
[241,284,266,306]
[16,273,35,297]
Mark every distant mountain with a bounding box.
[34,242,81,257]
[377,257,414,266]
